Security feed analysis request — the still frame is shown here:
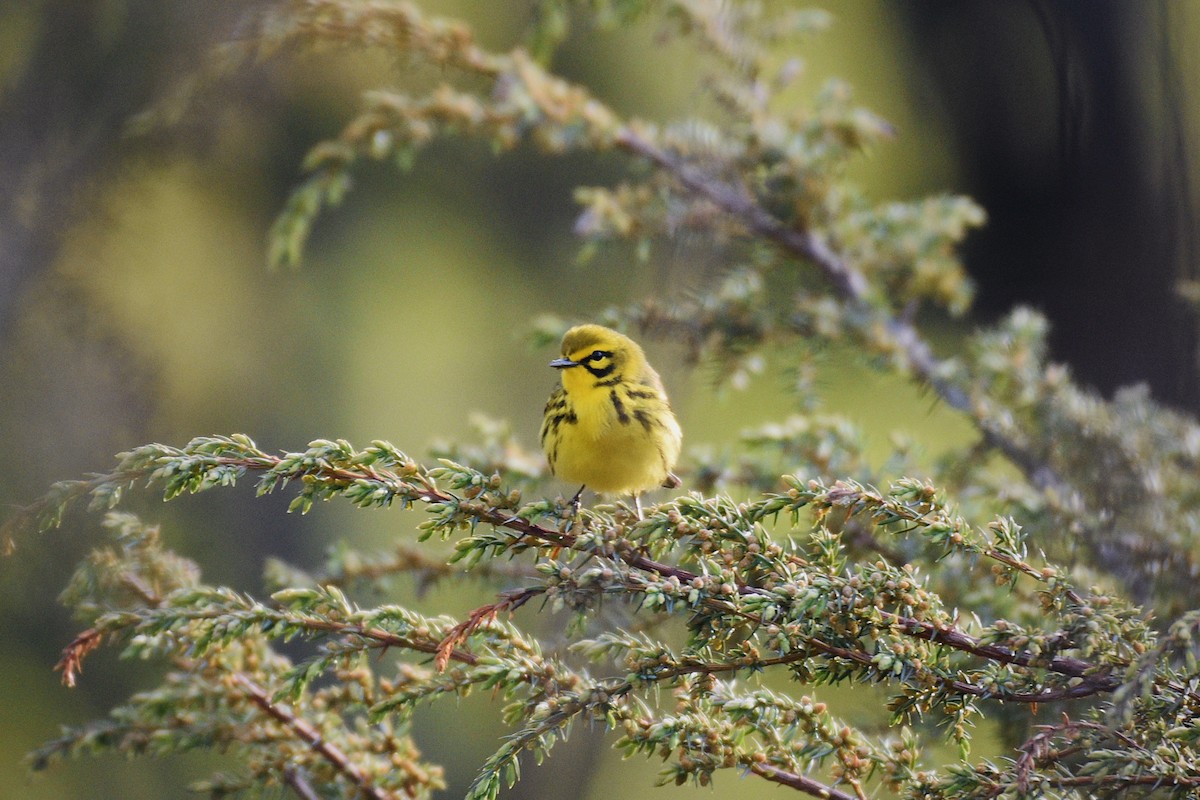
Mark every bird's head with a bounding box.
[550,324,647,389]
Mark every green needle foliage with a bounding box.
[10,2,1200,799]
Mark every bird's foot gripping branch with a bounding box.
[9,435,1199,799]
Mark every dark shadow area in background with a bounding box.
[896,0,1200,410]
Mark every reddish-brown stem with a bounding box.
[749,761,860,800]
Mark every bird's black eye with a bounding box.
[587,350,612,362]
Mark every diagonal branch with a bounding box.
[54,592,416,800]
[612,547,1117,698]
[613,126,871,302]
[233,673,400,800]
[612,126,1070,497]
[750,761,861,800]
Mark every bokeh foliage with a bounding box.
[8,2,1200,799]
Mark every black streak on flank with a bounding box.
[610,390,630,424]
[633,408,654,432]
[540,395,578,447]
[546,410,577,433]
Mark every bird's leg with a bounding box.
[570,485,586,519]
[634,493,643,520]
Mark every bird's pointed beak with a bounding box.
[549,357,578,369]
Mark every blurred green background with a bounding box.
[2,1,1198,797]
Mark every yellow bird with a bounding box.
[541,324,682,516]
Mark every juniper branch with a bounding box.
[14,438,1124,705]
[610,535,1118,699]
[611,125,1069,498]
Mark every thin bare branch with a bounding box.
[612,125,1071,498]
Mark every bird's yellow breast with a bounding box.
[550,384,678,494]
[540,325,682,496]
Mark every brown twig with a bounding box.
[749,761,860,800]
[283,767,323,800]
[55,628,104,688]
[434,586,543,670]
[261,614,482,668]
[233,673,398,800]
[1012,717,1145,794]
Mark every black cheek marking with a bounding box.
[595,376,622,387]
[610,390,630,424]
[584,363,615,379]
